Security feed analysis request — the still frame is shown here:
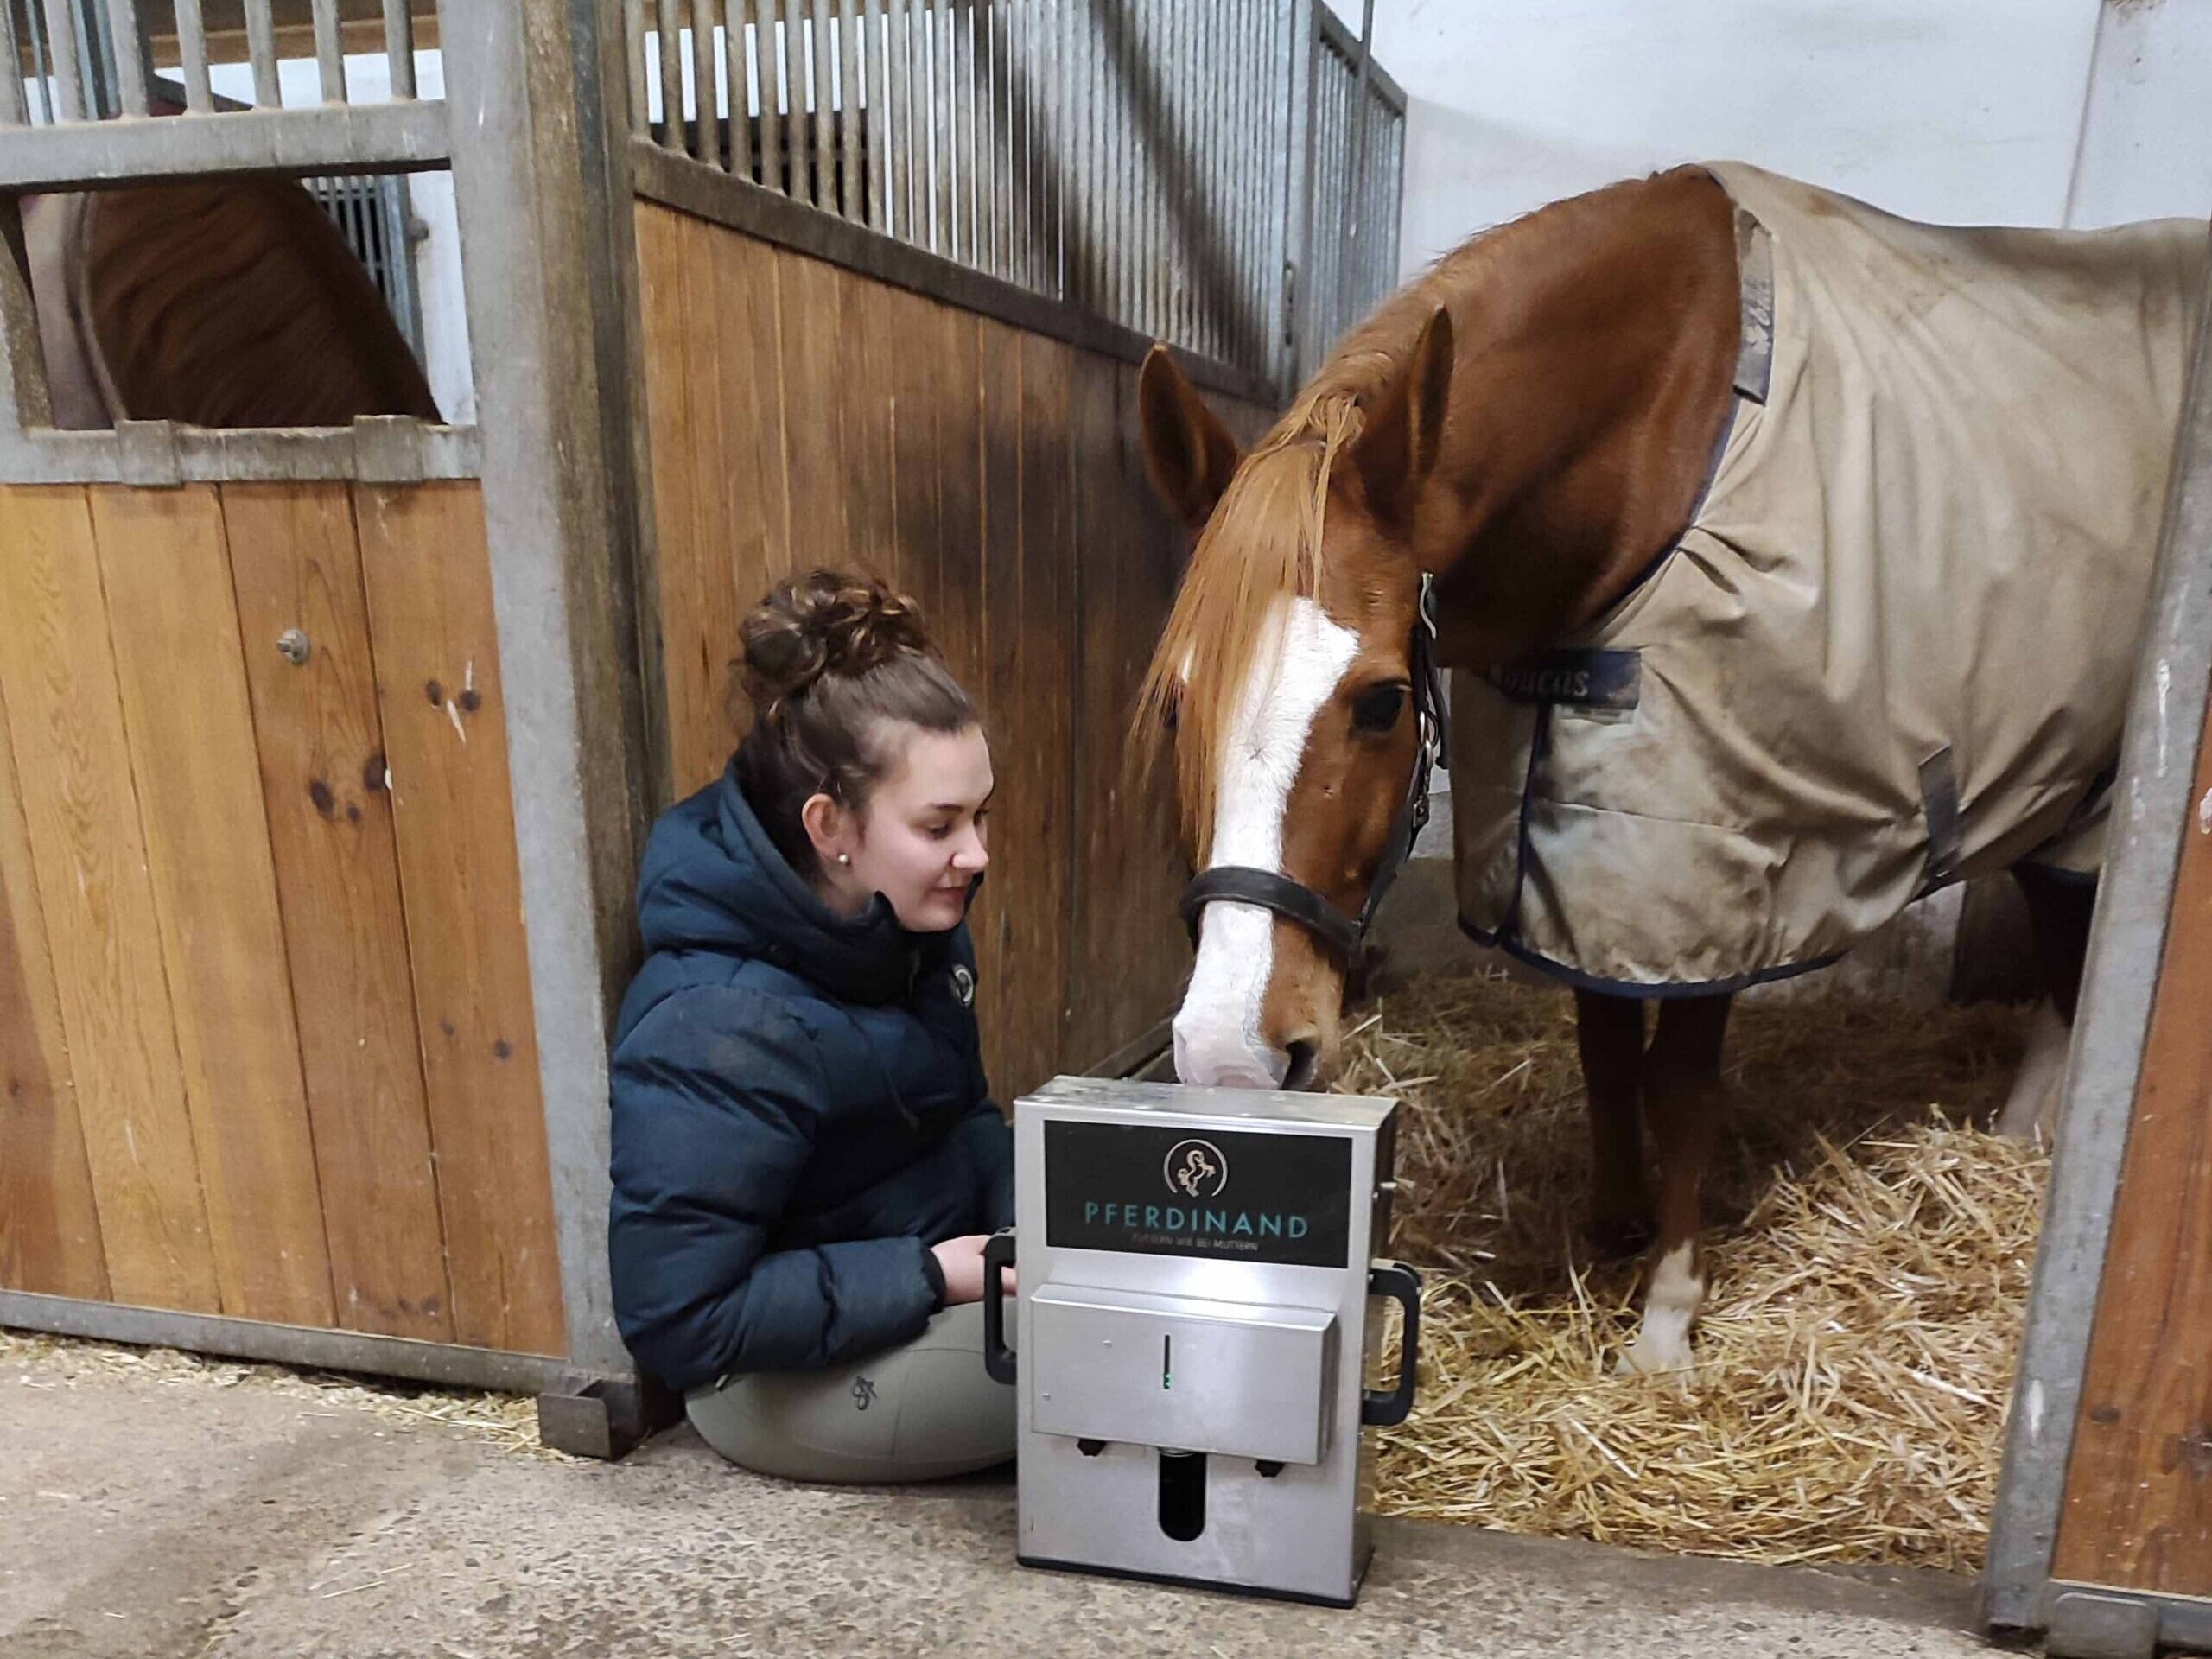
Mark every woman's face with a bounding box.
[812,723,993,931]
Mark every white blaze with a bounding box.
[1173,598,1360,1089]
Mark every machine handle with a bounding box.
[982,1229,1017,1384]
[1362,1260,1421,1428]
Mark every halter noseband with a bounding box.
[1179,575,1451,967]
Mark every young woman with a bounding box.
[608,570,1014,1481]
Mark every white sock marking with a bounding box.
[1620,1241,1703,1377]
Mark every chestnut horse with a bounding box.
[1135,163,2203,1373]
[21,175,437,429]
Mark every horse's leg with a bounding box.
[1574,988,1651,1256]
[1996,867,2097,1140]
[1618,992,1732,1376]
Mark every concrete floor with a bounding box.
[2,1334,2000,1659]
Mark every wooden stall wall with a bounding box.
[636,200,1274,1098]
[0,479,565,1355]
[2052,677,2212,1596]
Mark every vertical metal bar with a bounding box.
[895,0,917,238]
[929,0,949,257]
[727,1,754,177]
[311,0,346,102]
[1105,0,1124,327]
[899,0,920,239]
[241,0,278,107]
[623,0,649,133]
[693,0,721,168]
[1203,0,1221,358]
[811,0,833,210]
[102,0,146,114]
[962,0,978,270]
[837,0,859,215]
[1162,0,1185,349]
[40,0,83,118]
[1238,0,1264,368]
[884,0,906,235]
[783,0,810,201]
[1055,0,1072,302]
[654,0,684,150]
[22,0,54,124]
[755,0,783,189]
[980,0,998,277]
[1131,0,1152,338]
[383,0,416,99]
[1334,0,1375,334]
[1003,0,1016,280]
[863,0,886,227]
[1065,0,1084,309]
[0,0,27,124]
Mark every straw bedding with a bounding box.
[1339,968,2045,1572]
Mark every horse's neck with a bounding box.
[1418,169,1742,668]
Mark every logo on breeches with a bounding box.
[851,1376,878,1411]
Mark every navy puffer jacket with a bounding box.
[607,762,1013,1391]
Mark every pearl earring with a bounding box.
[836,853,851,867]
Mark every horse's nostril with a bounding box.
[1282,1040,1319,1092]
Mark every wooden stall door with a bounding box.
[2052,678,2212,1593]
[0,479,564,1355]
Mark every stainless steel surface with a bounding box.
[1030,1284,1336,1465]
[1009,1076,1398,1605]
[1982,238,2212,1637]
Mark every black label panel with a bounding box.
[1042,1121,1352,1268]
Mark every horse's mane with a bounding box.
[1133,172,1668,856]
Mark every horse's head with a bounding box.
[1135,308,1456,1091]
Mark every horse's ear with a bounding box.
[1138,343,1243,530]
[1352,306,1455,530]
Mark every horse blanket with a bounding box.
[1454,161,2207,991]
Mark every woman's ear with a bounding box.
[801,791,854,868]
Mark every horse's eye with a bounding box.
[1351,682,1407,734]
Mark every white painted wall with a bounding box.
[1319,0,2212,282]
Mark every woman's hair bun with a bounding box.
[739,569,932,719]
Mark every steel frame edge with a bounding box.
[1980,241,2212,1640]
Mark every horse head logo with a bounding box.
[1163,1138,1229,1200]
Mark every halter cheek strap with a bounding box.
[1179,575,1451,968]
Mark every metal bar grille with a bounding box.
[626,0,1402,385]
[0,0,445,180]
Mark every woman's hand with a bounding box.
[930,1233,1014,1305]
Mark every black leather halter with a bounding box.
[1179,576,1451,966]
